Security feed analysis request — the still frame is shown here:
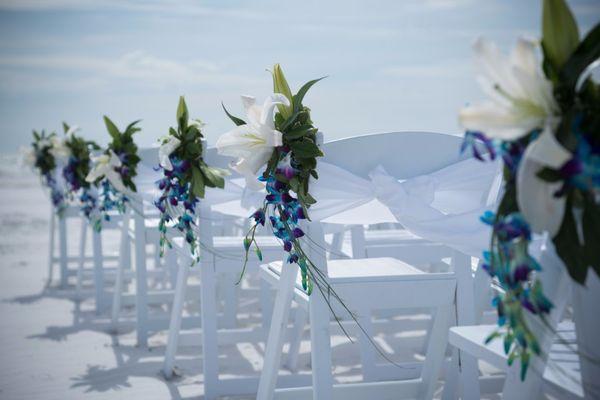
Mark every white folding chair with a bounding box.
[257,131,482,400]
[160,147,306,399]
[47,202,87,288]
[110,147,179,345]
[442,241,580,400]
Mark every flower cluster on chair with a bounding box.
[218,64,325,292]
[461,0,599,379]
[155,97,227,263]
[59,123,101,220]
[25,130,67,213]
[86,117,140,231]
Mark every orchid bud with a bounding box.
[272,64,293,119]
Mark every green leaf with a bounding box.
[583,195,600,277]
[285,125,316,140]
[542,0,580,72]
[272,63,294,118]
[559,23,600,97]
[485,330,502,344]
[292,76,326,115]
[553,198,588,284]
[103,116,121,140]
[200,163,226,189]
[507,350,517,366]
[222,102,246,126]
[125,119,141,135]
[62,122,70,134]
[191,166,205,199]
[520,352,530,381]
[503,333,514,354]
[289,138,323,159]
[536,167,563,183]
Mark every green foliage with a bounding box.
[163,96,228,202]
[102,116,141,192]
[31,129,57,176]
[63,124,98,192]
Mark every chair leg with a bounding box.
[134,213,149,347]
[76,217,88,298]
[200,255,219,400]
[308,289,334,400]
[285,305,308,372]
[163,252,190,379]
[221,271,238,329]
[457,352,481,400]
[92,228,105,314]
[47,208,56,285]
[257,263,299,400]
[111,212,130,330]
[58,214,68,288]
[419,305,453,400]
[260,278,273,335]
[441,347,460,400]
[357,304,377,381]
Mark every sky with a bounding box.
[0,0,598,153]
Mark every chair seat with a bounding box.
[170,234,282,251]
[364,228,425,244]
[449,321,582,397]
[268,257,424,285]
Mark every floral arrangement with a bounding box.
[460,0,599,379]
[155,97,227,262]
[217,64,325,293]
[61,123,101,220]
[25,130,66,213]
[86,117,140,231]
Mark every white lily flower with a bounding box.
[159,135,181,171]
[216,94,288,190]
[86,150,128,193]
[516,125,572,236]
[459,37,559,140]
[19,146,36,168]
[49,136,71,162]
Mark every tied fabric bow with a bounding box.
[86,151,128,194]
[309,158,502,257]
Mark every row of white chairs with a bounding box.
[46,131,584,399]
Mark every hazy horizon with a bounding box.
[1,0,598,154]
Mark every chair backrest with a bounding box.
[321,131,468,180]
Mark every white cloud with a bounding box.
[0,51,259,92]
[0,0,268,20]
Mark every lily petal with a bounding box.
[260,94,290,127]
[517,131,568,236]
[159,136,180,171]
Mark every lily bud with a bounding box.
[542,0,580,71]
[271,64,293,119]
[177,96,189,129]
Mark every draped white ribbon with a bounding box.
[133,153,503,257]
